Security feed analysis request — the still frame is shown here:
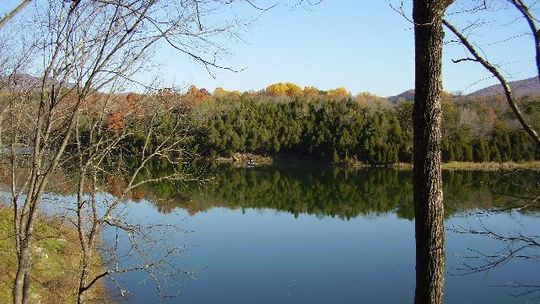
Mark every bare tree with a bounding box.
[68,90,205,303]
[439,0,539,267]
[442,1,540,145]
[1,0,253,303]
[448,169,540,298]
[436,3,540,301]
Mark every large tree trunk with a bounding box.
[412,1,451,303]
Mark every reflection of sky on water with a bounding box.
[2,167,540,303]
[120,200,540,304]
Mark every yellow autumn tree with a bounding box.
[265,82,303,98]
[214,87,227,98]
[326,87,350,100]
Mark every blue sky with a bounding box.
[3,0,537,96]
[155,0,537,96]
[156,1,417,96]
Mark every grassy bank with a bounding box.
[351,161,540,170]
[215,153,540,171]
[0,206,108,303]
[368,161,540,170]
[440,161,540,171]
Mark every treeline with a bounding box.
[187,85,539,164]
[197,98,410,163]
[66,82,540,165]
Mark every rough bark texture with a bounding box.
[413,1,451,304]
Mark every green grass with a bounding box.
[0,206,107,303]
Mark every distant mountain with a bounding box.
[468,76,540,98]
[388,89,415,103]
[0,73,41,91]
[0,73,76,91]
[387,76,540,103]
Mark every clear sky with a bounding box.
[154,0,537,97]
[157,1,417,96]
[2,0,537,96]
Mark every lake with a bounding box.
[104,165,540,303]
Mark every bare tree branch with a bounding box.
[508,0,540,82]
[443,19,540,146]
[0,0,31,29]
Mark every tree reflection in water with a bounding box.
[86,164,540,301]
[140,165,538,219]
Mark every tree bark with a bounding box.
[13,240,31,304]
[412,1,451,303]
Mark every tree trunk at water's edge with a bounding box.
[412,1,452,303]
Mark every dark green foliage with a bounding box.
[195,97,422,164]
[193,95,538,163]
[98,93,538,164]
[474,139,490,162]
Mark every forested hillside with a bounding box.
[3,81,538,164]
[180,83,539,164]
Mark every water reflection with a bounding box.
[140,165,539,219]
[133,166,540,303]
[108,166,538,304]
[6,163,537,303]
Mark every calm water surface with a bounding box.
[106,165,540,304]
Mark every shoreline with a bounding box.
[440,161,540,171]
[215,154,540,171]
